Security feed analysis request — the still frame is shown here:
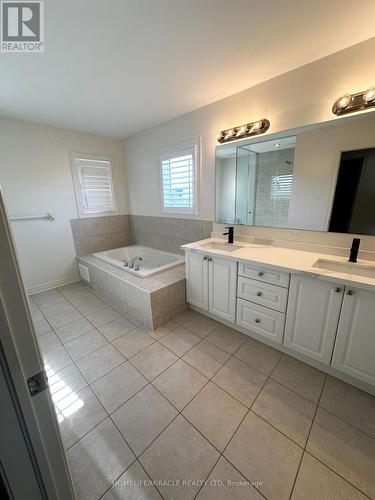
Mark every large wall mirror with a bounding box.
[215,113,375,235]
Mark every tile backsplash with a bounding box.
[71,215,212,256]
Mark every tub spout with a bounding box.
[129,256,144,269]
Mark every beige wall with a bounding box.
[0,117,126,292]
[123,37,375,241]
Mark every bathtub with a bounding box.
[93,245,185,278]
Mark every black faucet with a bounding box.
[223,226,234,244]
[349,238,360,263]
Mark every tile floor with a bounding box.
[30,283,375,500]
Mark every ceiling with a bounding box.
[1,0,375,138]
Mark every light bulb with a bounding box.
[364,88,375,103]
[225,129,234,139]
[274,143,280,148]
[337,95,351,109]
[252,120,263,130]
[236,126,247,136]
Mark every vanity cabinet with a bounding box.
[185,251,209,311]
[186,252,237,322]
[284,275,344,364]
[332,287,375,386]
[185,247,375,390]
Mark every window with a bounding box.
[160,140,200,215]
[70,154,118,217]
[270,174,293,201]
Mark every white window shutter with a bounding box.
[270,174,293,201]
[75,158,117,215]
[160,145,197,214]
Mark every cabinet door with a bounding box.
[332,287,375,385]
[284,275,343,364]
[186,252,209,311]
[208,257,237,323]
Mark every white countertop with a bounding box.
[182,238,375,290]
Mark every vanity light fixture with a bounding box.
[332,88,375,115]
[217,118,270,143]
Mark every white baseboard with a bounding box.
[28,275,80,295]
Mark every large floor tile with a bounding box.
[320,376,375,438]
[183,382,247,451]
[112,328,155,358]
[252,379,316,446]
[33,318,52,336]
[306,408,375,498]
[183,340,230,378]
[99,317,137,342]
[55,318,95,344]
[181,311,220,338]
[83,306,121,328]
[291,452,368,500]
[102,460,162,500]
[205,325,247,355]
[47,363,87,397]
[60,286,97,306]
[37,331,61,354]
[196,457,263,500]
[75,296,108,315]
[112,384,177,456]
[76,344,125,383]
[159,326,201,356]
[58,386,107,449]
[130,342,177,381]
[153,359,208,411]
[29,299,44,322]
[32,289,64,307]
[224,411,303,500]
[234,337,282,376]
[91,362,148,414]
[140,415,219,500]
[67,418,135,500]
[147,320,178,340]
[47,308,83,330]
[64,330,108,361]
[213,357,267,407]
[43,345,73,372]
[271,355,325,403]
[41,302,77,319]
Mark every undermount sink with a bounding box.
[199,242,243,252]
[313,259,375,279]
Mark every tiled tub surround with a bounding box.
[77,255,186,329]
[30,286,375,500]
[128,215,213,254]
[71,215,213,257]
[71,215,130,256]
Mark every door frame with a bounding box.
[0,187,75,500]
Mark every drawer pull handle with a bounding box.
[335,287,342,293]
[203,256,208,261]
[256,292,263,297]
[258,272,264,277]
[254,318,261,324]
[347,290,354,295]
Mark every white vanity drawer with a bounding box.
[237,276,288,313]
[238,262,290,288]
[236,298,285,343]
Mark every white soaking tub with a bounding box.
[93,245,184,278]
